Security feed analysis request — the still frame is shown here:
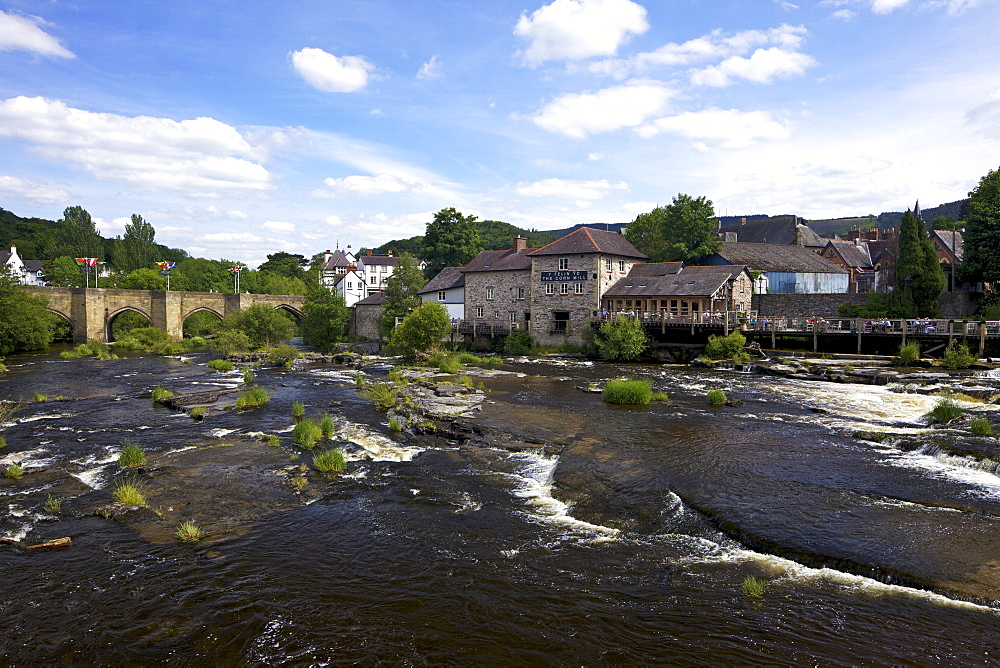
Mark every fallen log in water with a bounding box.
[1,537,72,551]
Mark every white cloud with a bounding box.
[965,89,1000,136]
[831,9,858,19]
[516,178,628,199]
[324,215,342,226]
[524,80,674,138]
[638,108,791,149]
[316,174,412,197]
[258,220,296,234]
[417,56,442,80]
[0,11,73,59]
[622,201,657,216]
[871,0,912,12]
[227,209,249,220]
[0,96,271,196]
[514,0,648,65]
[690,47,817,87]
[290,48,373,93]
[0,174,69,204]
[96,216,129,236]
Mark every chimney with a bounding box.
[514,235,527,252]
[367,250,373,256]
[323,249,332,263]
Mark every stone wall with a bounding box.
[351,304,384,341]
[753,291,978,318]
[464,269,531,328]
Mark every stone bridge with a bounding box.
[24,287,305,343]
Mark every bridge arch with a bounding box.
[46,307,76,342]
[275,304,304,320]
[106,306,153,342]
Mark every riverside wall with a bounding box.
[753,292,977,318]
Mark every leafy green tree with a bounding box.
[240,270,308,296]
[423,208,482,278]
[301,288,351,352]
[112,214,158,273]
[118,267,166,290]
[0,266,57,354]
[894,210,945,317]
[595,316,649,361]
[51,206,103,261]
[624,194,721,262]
[171,258,231,293]
[257,252,308,279]
[47,256,84,287]
[371,235,425,257]
[387,301,450,357]
[220,304,298,348]
[959,166,1000,287]
[931,215,957,231]
[379,253,427,335]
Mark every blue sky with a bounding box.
[0,0,997,266]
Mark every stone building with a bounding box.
[527,227,647,345]
[350,292,387,341]
[602,264,754,316]
[462,237,535,330]
[820,240,875,293]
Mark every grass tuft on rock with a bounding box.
[741,576,767,598]
[175,520,203,542]
[970,417,993,435]
[291,401,305,419]
[118,439,146,469]
[293,418,322,449]
[44,493,62,513]
[319,414,335,438]
[707,389,728,406]
[207,358,233,372]
[236,387,269,409]
[602,379,653,405]
[189,406,207,420]
[267,434,280,447]
[361,383,399,411]
[926,398,962,424]
[6,463,25,479]
[242,367,254,383]
[313,449,347,473]
[113,481,147,507]
[152,386,173,403]
[389,418,403,433]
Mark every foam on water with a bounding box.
[882,446,1000,500]
[337,421,423,462]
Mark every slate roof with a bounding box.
[355,292,387,306]
[605,265,748,298]
[320,249,353,271]
[718,215,825,248]
[358,255,399,267]
[462,248,535,273]
[418,267,465,294]
[824,240,872,269]
[705,242,849,274]
[0,251,11,264]
[627,262,684,277]
[23,260,44,272]
[529,227,647,259]
[931,230,964,260]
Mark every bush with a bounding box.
[212,329,253,356]
[267,434,280,447]
[33,392,47,403]
[220,304,298,349]
[293,418,322,448]
[269,344,299,369]
[113,481,147,506]
[704,332,749,362]
[596,317,650,361]
[389,418,403,433]
[926,398,962,424]
[361,383,399,411]
[190,406,207,420]
[651,391,669,402]
[896,342,921,366]
[503,329,533,355]
[119,327,171,350]
[707,389,728,406]
[456,352,483,364]
[118,439,146,469]
[175,520,203,542]
[970,417,993,435]
[152,386,173,403]
[44,494,61,513]
[242,367,254,383]
[6,463,25,479]
[0,436,5,450]
[602,379,653,405]
[235,387,270,409]
[207,359,233,372]
[319,414,335,438]
[313,449,347,473]
[292,401,306,419]
[941,343,976,370]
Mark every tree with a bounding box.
[220,305,297,349]
[379,253,427,335]
[52,206,103,261]
[47,256,84,287]
[301,288,351,352]
[387,302,450,357]
[0,265,57,354]
[422,208,482,278]
[624,194,721,263]
[257,252,308,279]
[958,166,1000,286]
[893,210,945,317]
[931,215,957,231]
[595,316,649,361]
[117,267,166,290]
[113,214,158,273]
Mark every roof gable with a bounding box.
[606,264,748,298]
[823,240,872,268]
[418,266,466,294]
[706,242,848,274]
[462,248,535,273]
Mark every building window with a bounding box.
[494,311,501,319]
[545,283,555,295]
[438,291,447,301]
[516,287,525,300]
[605,258,612,271]
[575,283,584,295]
[560,283,569,295]
[476,306,484,318]
[559,257,569,270]
[619,260,626,273]
[510,311,517,323]
[347,282,352,289]
[486,287,495,300]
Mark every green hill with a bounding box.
[371,219,557,257]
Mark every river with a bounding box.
[2,348,1000,664]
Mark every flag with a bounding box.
[229,265,242,273]
[75,258,98,267]
[155,261,175,271]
